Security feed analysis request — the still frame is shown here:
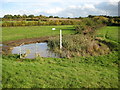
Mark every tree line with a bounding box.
[2,14,61,20]
[1,14,120,27]
[2,20,82,27]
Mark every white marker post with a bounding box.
[19,43,24,59]
[35,43,38,58]
[60,29,62,49]
[52,28,62,49]
[19,45,22,59]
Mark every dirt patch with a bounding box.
[2,36,55,54]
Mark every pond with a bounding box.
[0,44,2,54]
[0,44,2,47]
[12,42,59,59]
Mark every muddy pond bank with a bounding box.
[2,36,55,55]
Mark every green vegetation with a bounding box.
[47,18,110,58]
[47,25,119,58]
[74,18,106,34]
[2,25,75,42]
[2,19,82,27]
[48,34,110,58]
[2,26,119,88]
[2,51,118,88]
[2,14,120,27]
[96,26,119,43]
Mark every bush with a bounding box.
[74,18,105,34]
[74,24,86,34]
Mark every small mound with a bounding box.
[48,34,110,58]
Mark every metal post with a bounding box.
[60,29,62,49]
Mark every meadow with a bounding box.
[2,25,119,88]
[96,26,119,43]
[2,52,118,88]
[2,25,75,42]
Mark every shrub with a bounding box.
[74,18,105,34]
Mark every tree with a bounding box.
[88,15,95,18]
[3,14,13,19]
[28,15,34,18]
[13,15,17,19]
[22,14,27,18]
[54,16,59,18]
[49,16,53,18]
[78,16,82,19]
[68,17,70,19]
[17,14,21,18]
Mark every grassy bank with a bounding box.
[96,26,119,43]
[2,52,118,88]
[2,25,75,42]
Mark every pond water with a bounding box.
[0,44,2,47]
[0,44,2,54]
[12,42,59,59]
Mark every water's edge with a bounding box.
[12,42,59,59]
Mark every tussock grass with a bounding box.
[48,34,110,58]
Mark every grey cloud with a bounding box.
[41,2,118,17]
[95,2,118,16]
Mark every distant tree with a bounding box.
[49,16,53,18]
[68,17,70,19]
[3,14,13,19]
[39,15,47,19]
[13,15,17,19]
[17,14,21,18]
[75,17,78,19]
[54,16,59,18]
[78,16,82,19]
[22,14,27,18]
[39,15,42,17]
[28,15,34,18]
[88,15,95,18]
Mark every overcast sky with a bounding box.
[0,0,119,17]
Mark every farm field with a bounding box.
[2,26,119,88]
[2,25,75,42]
[2,26,119,42]
[96,26,119,43]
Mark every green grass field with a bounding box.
[2,25,75,42]
[2,52,118,88]
[2,26,119,88]
[96,26,119,43]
